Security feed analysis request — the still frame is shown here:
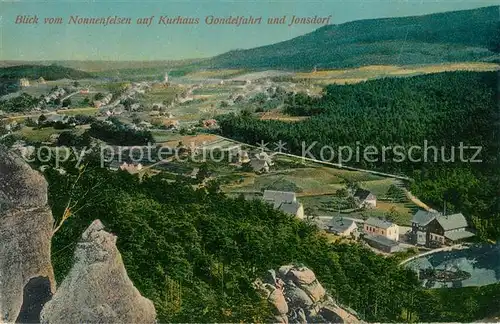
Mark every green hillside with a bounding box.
[218,71,499,239]
[0,64,93,80]
[208,6,500,70]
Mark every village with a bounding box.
[0,71,478,259]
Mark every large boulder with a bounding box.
[40,220,156,324]
[0,148,56,322]
[300,280,326,303]
[288,267,317,286]
[268,288,289,316]
[284,285,313,309]
[257,264,362,324]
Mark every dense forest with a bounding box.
[207,6,499,69]
[37,150,499,323]
[88,118,154,145]
[0,93,39,112]
[218,71,499,239]
[0,64,93,81]
[0,65,93,96]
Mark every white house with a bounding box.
[354,189,377,209]
[364,217,399,242]
[263,190,305,219]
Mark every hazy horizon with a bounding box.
[0,1,495,61]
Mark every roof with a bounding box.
[263,190,296,204]
[437,213,468,231]
[364,217,396,229]
[250,159,268,171]
[412,210,439,226]
[444,230,475,241]
[364,234,399,248]
[253,151,273,164]
[354,188,375,201]
[328,217,357,234]
[278,201,303,216]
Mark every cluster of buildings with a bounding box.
[94,93,113,109]
[325,209,475,253]
[222,146,276,174]
[43,87,66,104]
[96,82,150,115]
[109,161,144,174]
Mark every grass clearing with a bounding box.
[224,166,387,197]
[259,112,309,122]
[185,69,247,79]
[294,62,500,85]
[151,131,181,143]
[162,134,220,147]
[15,127,81,142]
[57,107,97,116]
[141,84,184,106]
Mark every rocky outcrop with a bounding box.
[255,265,362,324]
[40,220,157,324]
[0,147,56,322]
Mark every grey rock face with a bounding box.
[40,220,157,324]
[0,148,56,322]
[284,285,313,309]
[0,148,48,210]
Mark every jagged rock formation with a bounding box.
[40,220,157,324]
[0,147,56,322]
[255,265,361,324]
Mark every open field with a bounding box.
[15,127,83,142]
[184,69,247,79]
[161,134,221,147]
[259,111,309,122]
[138,84,184,106]
[230,70,294,81]
[223,164,388,195]
[299,194,415,225]
[294,62,500,84]
[57,107,97,116]
[151,131,181,143]
[219,152,417,224]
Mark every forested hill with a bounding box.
[0,64,93,80]
[217,71,500,239]
[208,6,500,69]
[42,156,500,323]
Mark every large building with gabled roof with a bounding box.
[410,210,475,247]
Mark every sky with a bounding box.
[0,0,496,61]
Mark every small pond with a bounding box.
[405,243,500,288]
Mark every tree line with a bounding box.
[31,148,498,323]
[217,71,499,239]
[88,117,154,146]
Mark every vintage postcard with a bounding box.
[0,0,499,323]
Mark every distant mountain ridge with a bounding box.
[207,6,500,70]
[1,6,498,74]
